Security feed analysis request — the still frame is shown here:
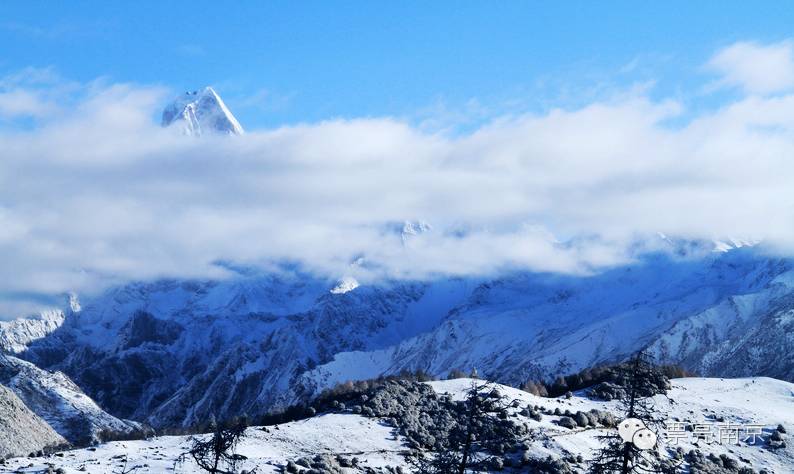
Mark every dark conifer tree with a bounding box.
[588,350,671,474]
[408,381,521,474]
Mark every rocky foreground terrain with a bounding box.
[1,377,792,473]
[0,384,65,461]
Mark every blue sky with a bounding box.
[3,1,793,128]
[5,2,794,317]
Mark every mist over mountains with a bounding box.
[2,69,794,319]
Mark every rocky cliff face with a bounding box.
[0,383,65,459]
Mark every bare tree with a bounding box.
[177,416,252,474]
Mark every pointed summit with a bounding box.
[161,87,244,136]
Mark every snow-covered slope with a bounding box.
[429,377,794,472]
[4,377,792,473]
[161,87,244,136]
[0,383,66,459]
[0,355,139,444]
[301,248,793,392]
[3,413,409,473]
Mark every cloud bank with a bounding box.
[706,40,794,95]
[3,41,794,317]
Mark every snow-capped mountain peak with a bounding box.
[161,86,244,136]
[330,276,360,294]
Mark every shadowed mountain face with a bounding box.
[3,246,793,429]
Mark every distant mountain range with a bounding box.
[1,239,793,432]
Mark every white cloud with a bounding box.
[0,67,62,88]
[706,40,794,95]
[0,89,58,119]
[3,47,794,317]
[0,67,65,119]
[0,67,87,121]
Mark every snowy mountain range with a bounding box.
[0,241,792,433]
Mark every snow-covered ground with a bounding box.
[2,414,408,473]
[4,377,792,473]
[430,377,794,472]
